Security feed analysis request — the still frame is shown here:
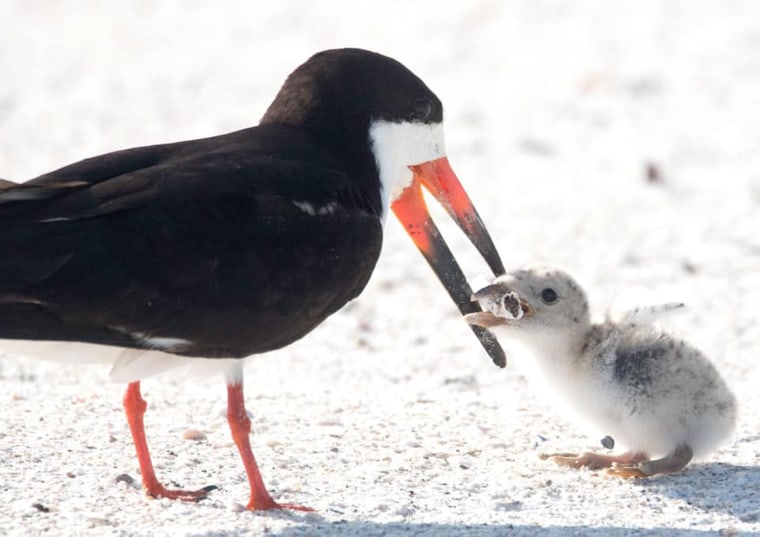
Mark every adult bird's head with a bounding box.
[262,48,507,367]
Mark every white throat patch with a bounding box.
[368,120,446,222]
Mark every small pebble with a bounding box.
[182,429,207,441]
[115,473,135,485]
[682,260,699,275]
[601,435,615,449]
[645,162,663,184]
[32,503,50,513]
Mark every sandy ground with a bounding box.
[1,1,759,535]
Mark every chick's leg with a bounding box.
[539,451,648,470]
[607,444,693,478]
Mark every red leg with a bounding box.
[226,381,312,511]
[123,382,215,501]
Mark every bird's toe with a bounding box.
[607,464,649,479]
[539,452,596,469]
[538,452,579,461]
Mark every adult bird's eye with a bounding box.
[411,99,433,121]
[541,288,558,304]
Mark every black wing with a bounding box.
[0,126,383,357]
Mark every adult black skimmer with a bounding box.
[0,48,505,510]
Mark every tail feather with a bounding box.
[0,302,137,347]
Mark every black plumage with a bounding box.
[0,125,382,357]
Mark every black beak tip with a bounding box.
[471,325,506,368]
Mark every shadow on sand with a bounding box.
[633,461,760,522]
[188,521,737,537]
[182,462,758,536]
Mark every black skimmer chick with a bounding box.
[0,48,506,510]
[466,265,736,478]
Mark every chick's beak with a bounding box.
[465,284,534,328]
[391,156,506,367]
[470,284,508,303]
[463,311,508,328]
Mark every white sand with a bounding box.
[1,2,759,535]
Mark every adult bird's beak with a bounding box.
[391,156,507,367]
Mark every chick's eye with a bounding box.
[411,99,433,121]
[541,288,558,304]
